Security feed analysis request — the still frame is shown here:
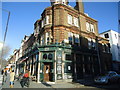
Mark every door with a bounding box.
[43,63,50,81]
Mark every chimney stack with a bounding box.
[75,0,84,13]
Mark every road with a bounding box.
[1,74,120,89]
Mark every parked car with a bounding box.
[94,71,120,84]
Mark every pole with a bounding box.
[0,9,10,70]
[96,36,102,74]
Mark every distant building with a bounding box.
[100,30,120,72]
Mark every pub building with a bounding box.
[16,0,112,83]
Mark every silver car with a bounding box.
[94,71,120,84]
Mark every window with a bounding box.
[68,32,73,45]
[74,17,79,27]
[91,40,96,50]
[43,54,47,59]
[86,22,95,33]
[88,38,91,49]
[68,14,72,25]
[104,33,109,38]
[90,24,94,32]
[115,34,117,39]
[102,43,105,52]
[41,35,44,45]
[86,22,90,31]
[66,54,71,60]
[48,54,53,60]
[64,62,72,73]
[74,34,79,46]
[107,43,111,52]
[41,16,49,27]
[45,16,49,25]
[45,32,49,45]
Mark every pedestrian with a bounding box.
[4,70,7,82]
[10,70,15,88]
[1,69,4,75]
[20,69,30,88]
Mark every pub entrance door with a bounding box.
[43,63,51,81]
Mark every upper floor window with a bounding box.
[115,34,117,39]
[86,22,90,31]
[41,34,44,45]
[45,32,50,45]
[73,17,79,27]
[41,15,49,27]
[86,22,94,33]
[68,14,72,25]
[104,33,109,38]
[90,24,95,32]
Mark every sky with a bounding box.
[1,1,119,59]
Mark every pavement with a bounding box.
[1,74,97,89]
[0,74,3,90]
[1,74,120,89]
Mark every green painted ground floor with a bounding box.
[16,44,112,83]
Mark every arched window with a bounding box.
[43,54,47,59]
[48,54,53,60]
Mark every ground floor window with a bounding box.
[64,62,72,73]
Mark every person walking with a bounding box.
[9,70,15,88]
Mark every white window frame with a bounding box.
[74,17,79,27]
[41,35,44,45]
[46,16,49,25]
[86,22,90,31]
[68,14,72,25]
[90,24,95,33]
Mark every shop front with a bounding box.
[38,44,72,82]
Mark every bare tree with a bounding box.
[0,44,11,68]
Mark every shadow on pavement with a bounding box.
[41,82,52,87]
[71,78,120,89]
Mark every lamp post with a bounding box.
[0,8,10,70]
[96,36,103,74]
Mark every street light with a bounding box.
[0,8,10,70]
[96,36,103,74]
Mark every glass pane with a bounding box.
[48,53,53,60]
[43,54,47,59]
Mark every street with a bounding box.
[0,74,120,89]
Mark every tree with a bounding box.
[0,44,11,69]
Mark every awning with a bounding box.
[19,57,28,63]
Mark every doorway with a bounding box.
[43,63,51,81]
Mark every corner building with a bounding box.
[17,0,112,83]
